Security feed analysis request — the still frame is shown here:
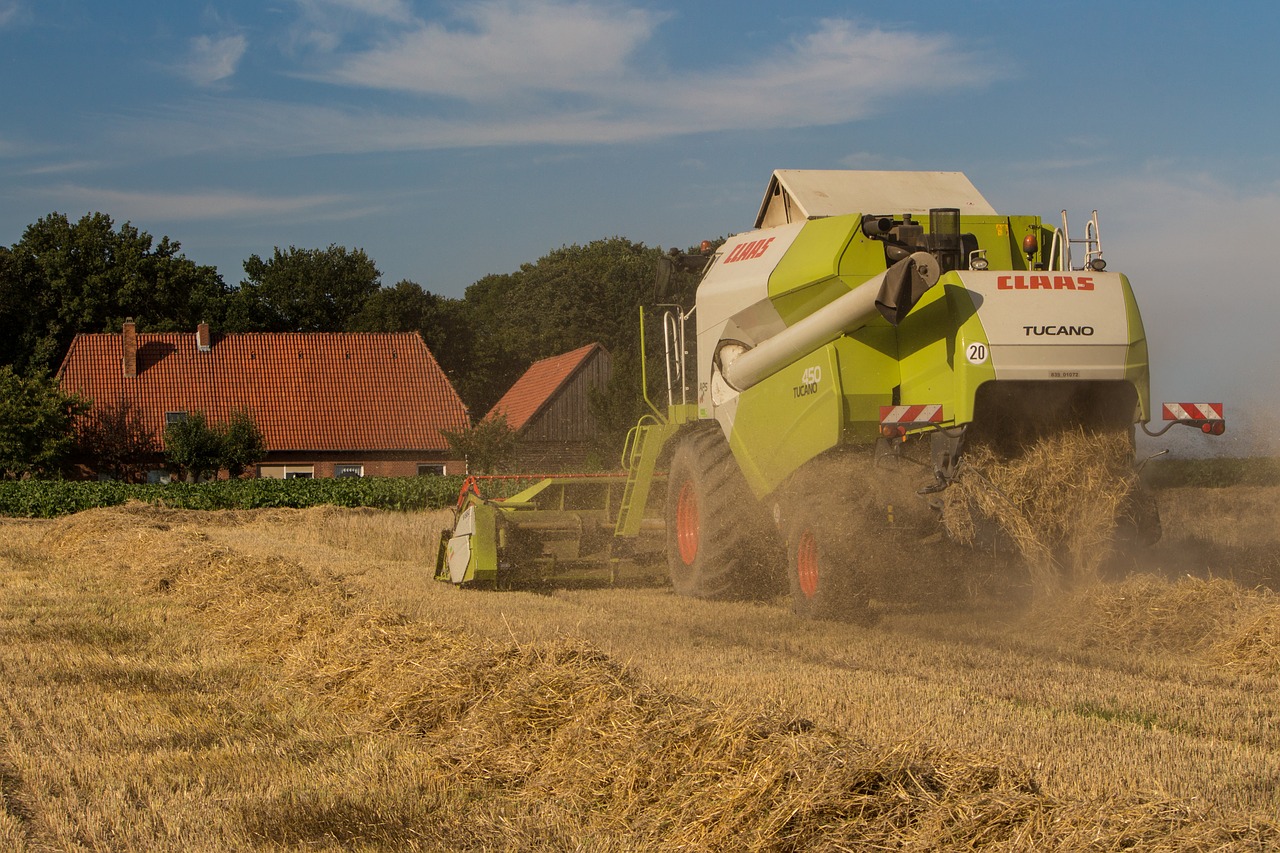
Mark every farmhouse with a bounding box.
[58,321,469,479]
[487,342,612,471]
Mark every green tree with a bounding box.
[0,245,18,366]
[227,244,380,332]
[74,399,159,482]
[163,412,225,482]
[443,413,518,474]
[346,279,473,390]
[587,345,650,466]
[453,237,665,417]
[162,409,267,481]
[1,212,229,375]
[0,367,88,479]
[220,408,266,477]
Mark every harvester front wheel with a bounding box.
[786,504,871,622]
[665,427,775,599]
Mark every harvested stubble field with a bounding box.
[1,485,1279,850]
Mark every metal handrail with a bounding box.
[1060,209,1104,271]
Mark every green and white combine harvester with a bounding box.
[436,170,1224,617]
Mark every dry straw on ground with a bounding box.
[1041,572,1280,674]
[4,504,1273,850]
[945,427,1140,596]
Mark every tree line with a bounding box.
[0,211,705,478]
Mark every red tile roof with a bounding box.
[58,330,469,451]
[486,343,604,431]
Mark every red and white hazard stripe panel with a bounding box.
[879,404,944,436]
[1162,403,1224,422]
[1161,402,1225,435]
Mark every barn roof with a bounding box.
[58,328,469,451]
[486,343,605,432]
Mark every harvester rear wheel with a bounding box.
[786,503,872,621]
[665,426,776,599]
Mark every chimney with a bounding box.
[122,319,137,378]
[197,322,211,353]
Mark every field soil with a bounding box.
[1,486,1279,850]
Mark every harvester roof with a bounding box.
[754,170,997,229]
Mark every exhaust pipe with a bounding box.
[722,251,939,392]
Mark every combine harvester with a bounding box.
[437,170,1224,616]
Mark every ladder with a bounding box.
[1056,209,1104,272]
[614,418,667,537]
[614,305,698,537]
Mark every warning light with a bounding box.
[1022,233,1039,258]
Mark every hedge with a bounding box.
[9,458,1270,519]
[0,474,568,519]
[0,476,470,518]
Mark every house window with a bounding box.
[417,464,446,476]
[165,411,188,426]
[258,465,315,479]
[334,464,363,478]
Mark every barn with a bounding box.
[487,343,612,471]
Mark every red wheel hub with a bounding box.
[676,481,699,565]
[796,528,818,599]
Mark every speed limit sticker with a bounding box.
[966,342,989,365]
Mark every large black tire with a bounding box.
[782,452,966,619]
[786,502,872,622]
[664,426,778,600]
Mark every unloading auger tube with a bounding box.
[721,251,939,392]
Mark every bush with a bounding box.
[163,408,268,481]
[443,413,517,474]
[221,408,267,477]
[74,399,158,482]
[0,367,87,478]
[0,476,471,518]
[163,412,225,482]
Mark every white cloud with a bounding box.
[182,34,249,86]
[296,0,415,23]
[318,7,986,129]
[287,0,417,52]
[323,0,664,99]
[659,19,989,129]
[37,184,349,222]
[21,159,101,176]
[0,2,20,29]
[126,6,991,155]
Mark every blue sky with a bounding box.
[2,0,1278,451]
